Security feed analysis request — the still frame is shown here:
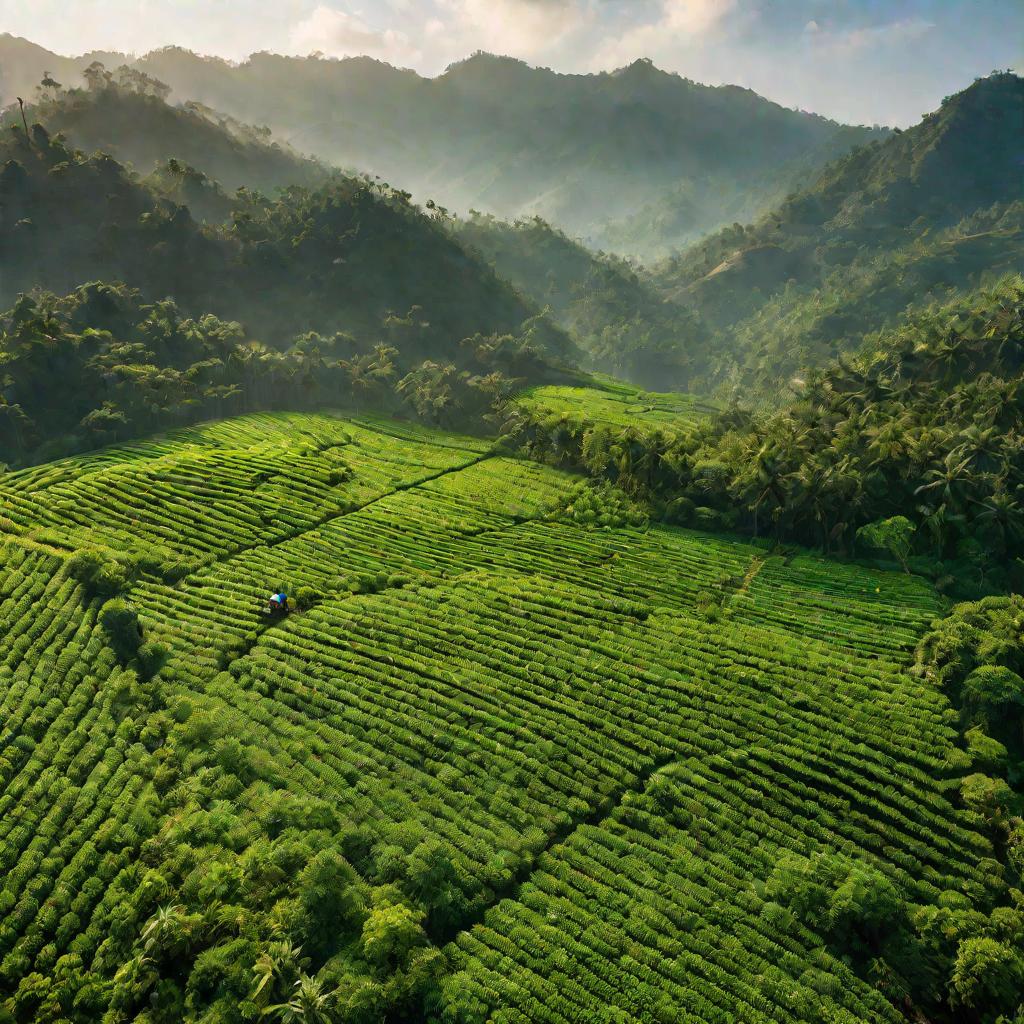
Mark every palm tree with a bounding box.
[972,488,1024,555]
[865,417,909,465]
[917,502,962,561]
[15,97,28,137]
[264,973,336,1024]
[141,903,187,955]
[252,940,310,1008]
[914,449,979,511]
[955,424,1002,474]
[39,71,62,98]
[793,455,862,551]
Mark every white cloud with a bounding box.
[289,5,420,62]
[591,0,739,71]
[662,0,736,35]
[440,0,589,59]
[804,17,935,53]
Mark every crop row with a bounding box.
[447,765,907,1024]
[154,570,986,918]
[0,545,154,994]
[135,471,939,704]
[0,412,979,1022]
[0,412,486,558]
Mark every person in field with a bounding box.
[266,589,290,616]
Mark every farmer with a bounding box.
[267,590,289,615]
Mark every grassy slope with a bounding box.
[514,379,719,432]
[0,409,991,1021]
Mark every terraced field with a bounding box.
[514,380,719,434]
[0,411,991,1022]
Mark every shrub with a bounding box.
[138,640,169,680]
[68,549,136,597]
[962,665,1024,728]
[949,937,1024,1013]
[295,587,324,611]
[857,516,915,573]
[550,481,647,531]
[960,773,1014,830]
[360,900,426,969]
[99,599,141,662]
[964,727,1008,772]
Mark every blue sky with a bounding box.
[1,0,1020,125]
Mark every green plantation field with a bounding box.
[513,381,719,434]
[0,411,994,1022]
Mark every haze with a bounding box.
[1,0,1020,125]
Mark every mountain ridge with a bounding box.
[650,71,1024,389]
[0,34,887,256]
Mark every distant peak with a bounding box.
[446,51,529,72]
[613,57,669,78]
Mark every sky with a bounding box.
[1,0,1021,125]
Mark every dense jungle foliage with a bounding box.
[0,99,574,358]
[508,276,1024,595]
[0,282,563,466]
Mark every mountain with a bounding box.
[4,67,331,203]
[455,213,706,389]
[0,35,886,257]
[0,96,572,359]
[598,121,883,260]
[652,72,1024,390]
[0,33,123,101]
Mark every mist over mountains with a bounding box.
[1,32,1020,400]
[0,34,886,258]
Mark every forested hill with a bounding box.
[653,72,1024,391]
[0,88,583,463]
[0,35,885,257]
[510,275,1024,594]
[455,214,705,390]
[0,107,573,358]
[4,64,331,202]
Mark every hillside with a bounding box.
[5,66,330,202]
[4,24,1024,1024]
[600,121,881,260]
[455,214,707,388]
[653,72,1024,389]
[508,277,1024,593]
[0,112,574,359]
[514,378,720,434]
[0,35,886,256]
[2,408,1019,1023]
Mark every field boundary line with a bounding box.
[10,449,495,577]
[435,748,702,950]
[733,554,768,598]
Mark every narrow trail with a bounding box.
[431,747,689,948]
[733,553,767,599]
